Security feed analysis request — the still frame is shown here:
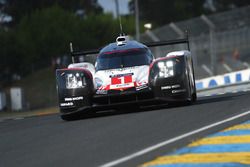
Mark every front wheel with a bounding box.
[60,110,92,121]
[184,83,197,105]
[192,92,197,102]
[61,114,76,121]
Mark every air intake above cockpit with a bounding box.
[116,35,128,46]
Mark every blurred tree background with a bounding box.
[129,0,250,26]
[0,0,136,86]
[1,0,250,86]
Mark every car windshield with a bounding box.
[96,48,152,71]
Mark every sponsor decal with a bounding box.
[96,90,108,94]
[64,96,84,101]
[161,86,171,90]
[110,83,134,89]
[60,102,73,107]
[172,84,181,88]
[136,83,148,91]
[161,84,181,90]
[109,73,134,89]
[104,67,137,73]
[172,89,186,93]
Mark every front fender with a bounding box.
[148,55,190,99]
[56,68,94,114]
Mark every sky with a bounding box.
[98,0,130,17]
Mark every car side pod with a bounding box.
[148,55,192,102]
[56,68,94,120]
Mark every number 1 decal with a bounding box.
[111,75,132,85]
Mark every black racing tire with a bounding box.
[187,69,197,104]
[60,106,93,121]
[184,89,196,105]
[190,58,197,103]
[60,110,93,121]
[60,114,77,121]
[185,92,197,105]
[192,92,197,102]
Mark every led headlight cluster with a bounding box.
[66,73,86,89]
[157,60,174,78]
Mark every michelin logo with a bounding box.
[196,69,250,90]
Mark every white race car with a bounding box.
[56,35,196,120]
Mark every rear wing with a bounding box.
[145,38,189,50]
[70,31,190,63]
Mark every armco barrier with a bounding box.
[196,69,250,90]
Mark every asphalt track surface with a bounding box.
[1,91,250,167]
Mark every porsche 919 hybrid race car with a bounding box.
[56,35,196,120]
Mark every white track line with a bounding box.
[100,110,250,167]
[13,117,24,120]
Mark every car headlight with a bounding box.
[157,60,174,78]
[66,73,86,89]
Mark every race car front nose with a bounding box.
[56,69,94,114]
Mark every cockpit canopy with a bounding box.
[95,48,153,71]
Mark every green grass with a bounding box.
[0,106,59,119]
[11,68,58,110]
